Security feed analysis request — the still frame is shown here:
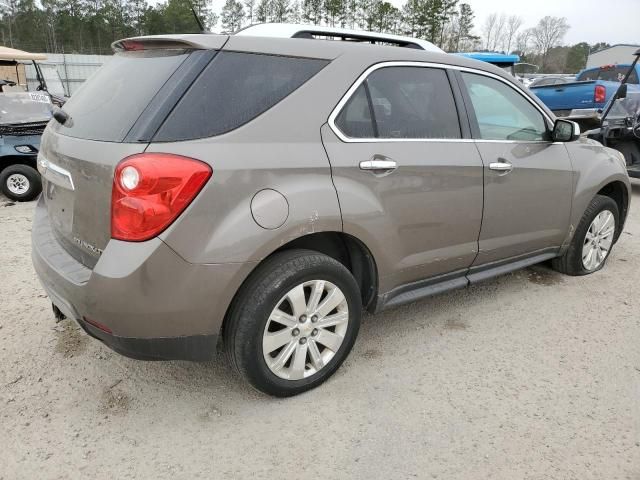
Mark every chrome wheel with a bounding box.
[262,280,349,380]
[6,173,30,195]
[582,210,615,271]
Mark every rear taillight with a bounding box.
[594,85,606,103]
[111,153,211,242]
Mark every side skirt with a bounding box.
[375,248,559,312]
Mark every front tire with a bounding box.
[225,249,362,397]
[0,164,42,201]
[552,194,619,276]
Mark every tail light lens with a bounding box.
[594,85,606,104]
[111,153,211,242]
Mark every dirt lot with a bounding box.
[1,183,640,480]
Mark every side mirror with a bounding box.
[552,119,580,142]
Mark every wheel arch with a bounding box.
[272,232,378,310]
[0,155,38,172]
[596,180,629,240]
[220,231,379,338]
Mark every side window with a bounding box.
[333,66,461,139]
[154,52,328,141]
[461,72,548,141]
[576,69,597,81]
[367,67,461,139]
[334,85,375,138]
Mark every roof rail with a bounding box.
[235,23,444,53]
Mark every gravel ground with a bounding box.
[1,182,640,480]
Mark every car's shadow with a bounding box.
[83,262,565,407]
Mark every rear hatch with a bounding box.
[39,38,226,268]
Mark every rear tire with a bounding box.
[552,194,619,276]
[224,249,362,397]
[0,164,41,201]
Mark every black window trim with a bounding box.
[124,48,221,143]
[328,61,555,144]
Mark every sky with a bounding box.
[455,0,640,46]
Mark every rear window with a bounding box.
[153,52,328,141]
[53,50,189,142]
[577,66,639,84]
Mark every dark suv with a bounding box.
[32,33,631,396]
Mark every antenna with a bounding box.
[190,3,207,33]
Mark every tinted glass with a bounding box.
[366,67,461,139]
[577,66,639,84]
[334,85,374,138]
[53,50,189,142]
[155,52,328,141]
[461,72,548,141]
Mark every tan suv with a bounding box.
[32,31,631,396]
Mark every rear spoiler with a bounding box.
[112,34,228,53]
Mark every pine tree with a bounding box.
[243,0,255,24]
[301,0,322,24]
[288,0,301,22]
[272,0,290,22]
[323,0,343,27]
[221,0,245,32]
[255,0,270,22]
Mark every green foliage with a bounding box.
[221,0,244,32]
[0,0,216,53]
[565,42,589,73]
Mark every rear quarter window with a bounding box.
[153,52,329,141]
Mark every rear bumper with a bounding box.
[76,313,216,361]
[31,196,255,361]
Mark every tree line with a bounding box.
[0,0,479,55]
[0,0,611,73]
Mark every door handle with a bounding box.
[489,161,513,172]
[359,159,397,171]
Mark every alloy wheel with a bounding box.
[262,280,349,380]
[582,210,615,271]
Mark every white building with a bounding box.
[586,44,640,68]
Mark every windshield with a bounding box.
[0,92,52,124]
[39,65,66,97]
[606,91,640,120]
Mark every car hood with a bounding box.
[0,92,53,125]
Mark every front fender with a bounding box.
[564,137,631,247]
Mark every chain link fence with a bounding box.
[22,53,111,97]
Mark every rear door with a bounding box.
[321,63,484,294]
[457,71,573,268]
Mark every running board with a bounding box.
[466,251,558,284]
[376,250,558,312]
[382,275,469,310]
